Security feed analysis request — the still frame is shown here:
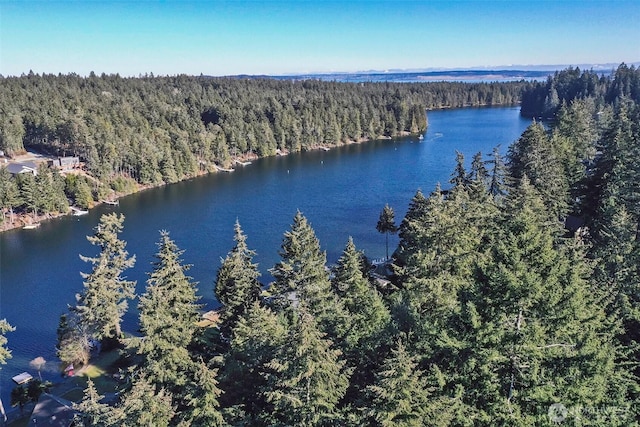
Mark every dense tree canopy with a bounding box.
[0,74,529,227]
[42,63,640,425]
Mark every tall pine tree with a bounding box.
[75,213,136,341]
[215,220,262,336]
[262,307,350,426]
[132,231,201,391]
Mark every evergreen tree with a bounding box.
[468,151,489,184]
[332,237,390,352]
[586,101,640,395]
[431,178,630,425]
[74,213,136,341]
[0,318,14,420]
[262,307,350,426]
[109,375,175,427]
[0,319,13,366]
[16,172,37,217]
[376,204,397,260]
[486,146,507,199]
[182,361,226,427]
[396,189,430,266]
[450,150,468,188]
[269,211,339,329]
[220,302,288,425]
[10,385,29,414]
[132,230,201,391]
[367,339,433,426]
[0,168,20,224]
[74,379,111,427]
[507,122,570,219]
[332,238,391,405]
[215,220,261,336]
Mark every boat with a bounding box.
[214,164,234,173]
[103,200,119,206]
[71,207,89,216]
[23,223,40,230]
[418,135,424,140]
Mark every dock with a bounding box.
[23,223,40,230]
[102,200,119,206]
[12,372,33,385]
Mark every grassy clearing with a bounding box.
[52,350,123,402]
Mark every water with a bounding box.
[0,107,531,406]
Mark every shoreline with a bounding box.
[0,131,422,234]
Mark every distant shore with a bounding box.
[0,131,420,234]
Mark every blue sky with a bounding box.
[1,0,639,76]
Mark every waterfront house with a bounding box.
[6,161,38,176]
[48,156,80,171]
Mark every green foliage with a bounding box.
[56,312,91,366]
[43,64,640,424]
[181,361,226,427]
[269,211,342,332]
[420,180,629,425]
[109,176,138,194]
[367,339,433,426]
[75,213,136,341]
[262,308,351,426]
[215,220,262,336]
[132,231,201,391]
[0,319,14,366]
[10,384,29,413]
[74,378,111,427]
[332,237,390,353]
[0,106,26,155]
[26,379,51,402]
[109,374,176,427]
[507,122,570,219]
[376,204,397,260]
[0,73,527,195]
[0,167,21,224]
[65,174,95,209]
[220,302,288,424]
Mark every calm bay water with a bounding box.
[0,107,530,404]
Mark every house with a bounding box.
[6,161,38,176]
[48,157,80,171]
[196,310,222,328]
[27,393,76,427]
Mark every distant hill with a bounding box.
[226,62,639,83]
[269,70,553,83]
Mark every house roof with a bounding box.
[6,162,37,175]
[196,310,222,328]
[27,394,75,427]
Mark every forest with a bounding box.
[1,63,639,426]
[0,74,526,224]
